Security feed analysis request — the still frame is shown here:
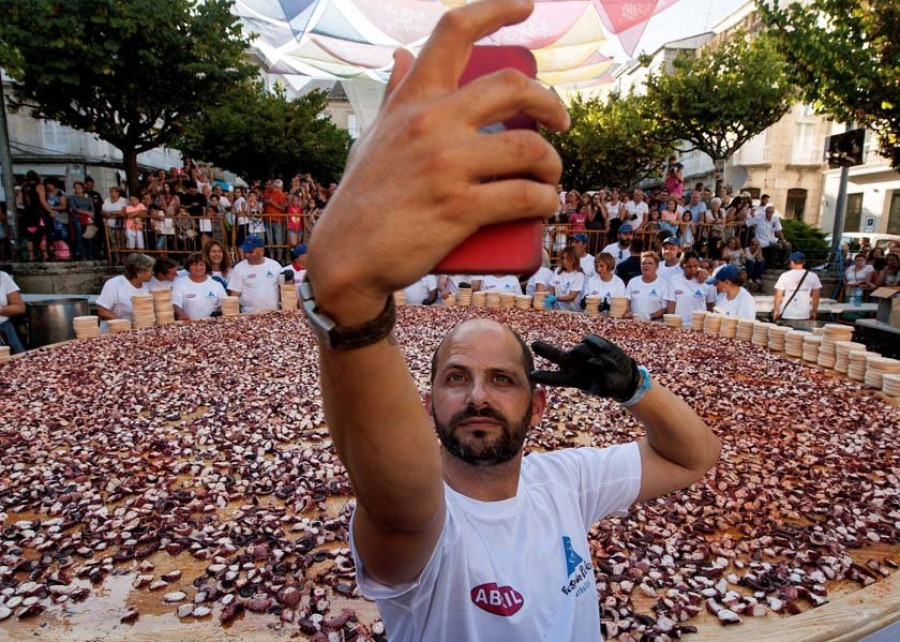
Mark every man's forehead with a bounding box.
[438,321,523,370]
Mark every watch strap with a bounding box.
[300,279,396,350]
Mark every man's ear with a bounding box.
[530,387,546,428]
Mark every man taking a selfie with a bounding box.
[302,1,721,639]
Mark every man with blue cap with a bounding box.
[227,235,284,313]
[709,265,756,320]
[600,223,635,267]
[773,251,821,321]
[569,232,595,277]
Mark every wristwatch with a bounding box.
[299,276,396,350]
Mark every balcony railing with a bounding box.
[733,145,771,166]
[789,148,824,166]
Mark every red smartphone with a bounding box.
[433,46,543,276]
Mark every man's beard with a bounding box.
[434,403,531,467]
[619,238,632,248]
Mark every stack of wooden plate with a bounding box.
[865,357,900,390]
[393,291,406,306]
[609,298,628,318]
[532,292,547,310]
[663,313,683,328]
[515,295,532,310]
[820,324,853,367]
[802,334,823,362]
[584,296,602,317]
[73,315,101,340]
[767,325,791,352]
[847,350,873,381]
[222,296,241,317]
[0,346,10,363]
[784,331,806,357]
[152,290,175,326]
[280,284,298,311]
[444,294,457,307]
[816,342,837,369]
[132,294,156,329]
[719,317,739,339]
[881,373,900,398]
[833,341,866,374]
[691,310,707,331]
[485,291,501,308]
[752,323,773,347]
[107,319,132,334]
[500,293,517,310]
[472,291,487,308]
[736,319,756,342]
[703,313,722,335]
[456,287,472,307]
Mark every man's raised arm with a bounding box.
[305,0,569,586]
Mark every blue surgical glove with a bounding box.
[544,295,558,307]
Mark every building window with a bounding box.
[41,120,68,152]
[785,189,807,221]
[844,193,863,233]
[744,187,761,200]
[347,114,360,139]
[888,191,900,236]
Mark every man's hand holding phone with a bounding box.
[306,0,569,327]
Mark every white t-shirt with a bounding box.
[96,275,149,329]
[0,271,20,324]
[233,196,249,225]
[845,264,875,285]
[583,274,626,302]
[600,242,631,267]
[774,269,822,319]
[441,275,475,297]
[624,201,648,229]
[351,444,641,642]
[172,277,227,319]
[657,262,683,282]
[148,276,176,292]
[550,270,585,312]
[102,197,128,228]
[752,216,782,248]
[404,275,438,304]
[227,258,283,313]
[578,254,596,279]
[713,288,757,320]
[626,275,666,319]
[663,275,715,323]
[480,275,523,295]
[525,267,554,296]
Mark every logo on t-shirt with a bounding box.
[185,294,197,299]
[470,583,524,617]
[560,536,592,598]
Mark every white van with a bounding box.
[825,232,900,257]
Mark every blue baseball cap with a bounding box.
[618,223,634,234]
[291,244,308,259]
[240,235,265,252]
[661,236,679,246]
[707,265,741,284]
[570,233,588,243]
[790,251,806,264]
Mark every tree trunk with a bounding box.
[122,148,140,197]
[713,157,725,198]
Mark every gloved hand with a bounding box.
[282,268,295,283]
[530,334,641,402]
[543,294,558,307]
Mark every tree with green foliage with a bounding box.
[758,0,900,170]
[0,0,254,195]
[177,81,353,185]
[780,218,829,266]
[641,31,793,193]
[546,91,673,190]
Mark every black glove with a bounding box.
[282,268,295,283]
[530,334,641,403]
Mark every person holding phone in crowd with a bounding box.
[300,4,720,640]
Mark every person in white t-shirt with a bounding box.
[480,274,523,295]
[657,237,683,282]
[148,257,181,292]
[844,253,876,298]
[547,247,585,312]
[285,244,308,297]
[308,8,722,640]
[753,206,790,267]
[663,251,715,323]
[525,250,553,296]
[626,252,667,320]
[569,233,596,278]
[583,253,626,310]
[227,235,284,313]
[0,270,26,354]
[623,189,649,230]
[709,265,757,320]
[96,253,153,331]
[773,252,822,321]
[172,253,227,320]
[438,274,476,301]
[600,223,635,267]
[403,274,439,304]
